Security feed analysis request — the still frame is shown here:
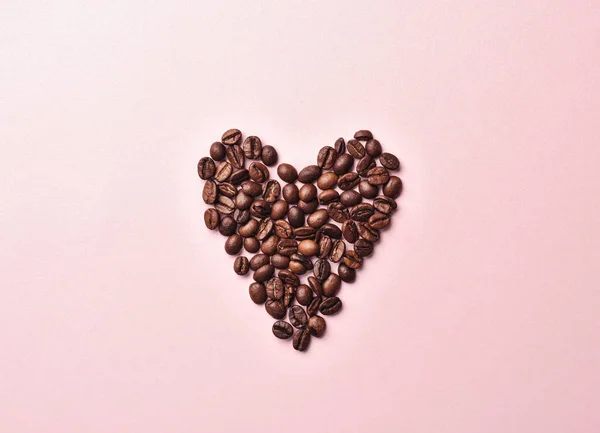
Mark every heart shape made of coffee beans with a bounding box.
[197,129,402,352]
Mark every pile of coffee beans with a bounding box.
[198,129,402,352]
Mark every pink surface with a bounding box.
[1,1,599,432]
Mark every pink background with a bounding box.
[1,1,599,432]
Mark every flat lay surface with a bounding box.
[1,1,599,432]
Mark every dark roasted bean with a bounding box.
[308,315,326,337]
[261,145,278,166]
[359,180,378,199]
[343,250,362,269]
[254,264,275,282]
[354,129,373,141]
[322,273,341,297]
[261,235,279,255]
[308,276,323,296]
[383,176,403,198]
[319,297,342,315]
[248,161,269,183]
[296,284,314,306]
[222,128,241,145]
[242,136,262,159]
[249,282,267,304]
[244,237,260,253]
[313,259,331,282]
[288,206,305,228]
[356,156,376,177]
[327,202,350,223]
[318,235,333,259]
[214,161,233,182]
[250,254,270,271]
[354,239,373,257]
[279,269,300,287]
[298,199,319,214]
[357,222,380,242]
[320,223,342,239]
[274,219,293,238]
[270,253,290,270]
[238,218,259,237]
[365,139,382,157]
[229,168,249,185]
[266,277,284,300]
[282,183,299,204]
[338,172,360,190]
[340,190,362,207]
[379,152,400,170]
[317,172,338,190]
[318,189,339,205]
[347,139,366,158]
[289,306,308,329]
[334,137,346,155]
[235,191,253,210]
[307,209,329,228]
[202,180,217,204]
[298,184,318,202]
[317,146,337,169]
[265,299,286,319]
[197,157,216,179]
[373,195,397,214]
[298,165,322,183]
[204,208,220,230]
[298,239,319,256]
[210,142,226,161]
[233,208,251,224]
[292,328,311,351]
[307,296,322,317]
[241,180,263,197]
[277,163,298,183]
[368,212,391,229]
[218,215,237,236]
[226,144,245,169]
[272,321,293,339]
[225,234,243,255]
[256,218,274,241]
[263,179,281,203]
[329,239,346,263]
[367,166,390,185]
[338,263,356,283]
[342,220,359,243]
[250,199,271,218]
[234,256,250,275]
[333,153,354,175]
[350,203,374,221]
[277,239,298,256]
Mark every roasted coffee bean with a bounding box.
[272,321,293,339]
[308,276,323,296]
[215,196,235,215]
[318,235,333,259]
[298,184,318,202]
[289,306,308,329]
[266,277,284,300]
[295,285,313,306]
[233,208,251,224]
[357,222,380,242]
[204,208,220,230]
[261,145,278,166]
[241,180,263,197]
[317,172,338,190]
[229,168,250,185]
[244,237,260,253]
[342,220,359,243]
[294,226,316,240]
[210,142,226,161]
[250,253,270,271]
[222,128,241,145]
[317,146,337,169]
[274,219,293,238]
[318,189,339,205]
[367,166,390,185]
[343,250,362,269]
[214,161,233,182]
[250,199,271,218]
[277,239,298,256]
[261,235,279,255]
[226,145,245,169]
[256,218,274,241]
[327,202,350,223]
[234,256,250,275]
[265,299,286,319]
[263,180,281,203]
[292,328,311,351]
[379,152,400,170]
[279,269,300,287]
[288,206,305,228]
[368,212,390,229]
[239,219,259,237]
[329,239,345,263]
[307,209,329,228]
[338,263,356,283]
[225,234,243,255]
[270,253,290,269]
[282,183,299,204]
[254,264,275,282]
[289,253,312,274]
[235,191,253,210]
[354,239,373,257]
[333,153,354,175]
[313,259,331,282]
[307,296,322,316]
[298,239,319,256]
[383,176,403,198]
[298,199,319,214]
[354,129,373,141]
[308,316,326,337]
[338,172,360,190]
[197,157,216,179]
[297,165,322,183]
[277,163,298,183]
[359,180,378,199]
[334,137,346,155]
[350,203,374,221]
[347,139,366,159]
[242,136,262,159]
[322,273,341,297]
[320,223,342,239]
[202,180,217,204]
[340,190,362,207]
[248,161,269,183]
[319,297,342,315]
[356,156,376,177]
[373,195,397,214]
[218,216,237,236]
[365,139,382,157]
[218,183,236,199]
[283,284,295,307]
[249,282,267,304]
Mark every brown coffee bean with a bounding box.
[234,209,251,224]
[368,212,390,229]
[204,208,220,230]
[214,161,233,182]
[270,253,290,269]
[313,259,331,282]
[277,163,298,183]
[357,222,380,242]
[308,315,326,337]
[317,172,338,190]
[329,239,345,263]
[298,199,319,214]
[218,216,237,236]
[270,200,289,220]
[298,184,318,202]
[298,165,322,183]
[356,156,376,177]
[234,256,249,275]
[210,142,226,161]
[365,139,382,157]
[248,161,269,183]
[350,203,374,222]
[373,195,397,214]
[225,234,243,255]
[290,305,308,329]
[308,276,323,296]
[229,168,249,185]
[250,199,271,218]
[340,190,362,207]
[215,195,236,215]
[379,152,400,170]
[343,250,362,269]
[272,321,293,339]
[354,239,373,257]
[320,223,342,239]
[263,180,281,203]
[239,218,259,237]
[249,282,267,304]
[334,137,346,155]
[354,129,373,141]
[317,146,337,169]
[218,183,237,198]
[256,218,274,241]
[287,206,305,228]
[274,219,293,238]
[307,209,329,228]
[296,284,314,306]
[307,296,322,316]
[289,254,309,275]
[222,128,241,145]
[383,176,403,198]
[278,269,300,287]
[319,297,342,315]
[277,239,298,256]
[241,136,262,159]
[254,264,275,282]
[338,263,356,283]
[250,253,270,271]
[197,157,216,179]
[318,235,333,259]
[292,328,311,351]
[359,180,378,199]
[298,239,318,256]
[265,299,286,319]
[261,235,279,255]
[338,172,360,190]
[333,153,354,175]
[226,144,245,169]
[347,139,366,159]
[266,277,284,300]
[261,145,278,166]
[282,183,299,204]
[202,180,217,204]
[235,191,253,210]
[322,273,341,297]
[244,237,260,253]
[294,226,317,240]
[367,166,390,185]
[318,189,339,205]
[341,220,359,243]
[327,202,350,223]
[240,180,262,197]
[283,284,296,307]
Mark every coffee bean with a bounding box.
[225,234,243,255]
[289,306,308,329]
[235,191,253,210]
[234,256,249,275]
[367,166,390,185]
[226,145,245,169]
[318,235,333,259]
[266,277,284,300]
[261,145,278,166]
[296,284,314,306]
[350,203,374,222]
[263,180,281,203]
[288,206,305,228]
[307,209,329,228]
[320,223,342,239]
[244,237,260,253]
[283,284,295,307]
[334,137,346,155]
[327,202,350,223]
[239,219,259,237]
[318,189,339,205]
[277,239,298,256]
[215,195,235,215]
[272,320,293,339]
[197,157,216,179]
[313,259,331,282]
[354,239,373,257]
[338,263,356,282]
[308,315,326,337]
[274,219,293,238]
[217,183,236,199]
[265,299,286,319]
[298,184,318,202]
[292,328,311,351]
[254,264,275,282]
[289,253,311,275]
[218,216,237,236]
[279,269,300,287]
[340,190,362,207]
[365,139,382,157]
[329,239,345,262]
[298,165,322,183]
[241,136,262,159]
[256,218,274,241]
[307,296,322,316]
[250,254,270,271]
[222,128,242,145]
[383,176,403,198]
[338,172,360,190]
[317,146,337,169]
[270,253,290,269]
[248,161,269,183]
[298,199,319,214]
[202,180,217,204]
[277,163,298,183]
[333,153,354,175]
[322,273,341,297]
[291,227,315,242]
[354,129,373,141]
[214,161,232,183]
[343,250,362,269]
[249,282,267,304]
[241,180,263,197]
[250,199,271,218]
[356,156,376,177]
[298,239,318,256]
[229,168,250,185]
[282,183,299,204]
[210,142,226,161]
[317,172,338,190]
[319,297,342,315]
[359,180,378,199]
[204,208,220,230]
[373,195,397,214]
[368,212,390,229]
[347,139,366,159]
[342,220,359,243]
[308,276,323,296]
[357,222,380,242]
[379,152,400,170]
[233,208,251,224]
